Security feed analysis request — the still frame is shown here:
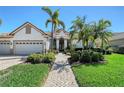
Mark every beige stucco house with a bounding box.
[0,22,82,55]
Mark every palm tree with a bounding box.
[97,19,112,50]
[91,22,99,48]
[99,30,112,50]
[70,16,86,48]
[70,17,112,51]
[42,7,65,51]
[78,24,94,49]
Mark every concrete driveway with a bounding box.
[0,56,27,71]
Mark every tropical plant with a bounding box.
[70,17,112,51]
[97,19,112,50]
[79,24,94,49]
[42,7,65,51]
[70,16,86,49]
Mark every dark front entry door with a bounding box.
[59,38,64,51]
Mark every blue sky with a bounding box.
[0,6,124,34]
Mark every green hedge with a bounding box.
[27,52,55,64]
[70,50,104,64]
[80,50,92,63]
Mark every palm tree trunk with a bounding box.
[51,23,54,51]
[101,40,103,50]
[101,36,104,54]
[92,39,95,48]
[86,39,88,50]
[101,34,104,50]
[82,40,85,50]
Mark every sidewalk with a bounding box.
[44,53,78,87]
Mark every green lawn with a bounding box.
[72,54,124,87]
[0,64,50,87]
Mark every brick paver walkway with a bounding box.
[44,53,78,87]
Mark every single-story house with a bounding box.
[0,22,82,55]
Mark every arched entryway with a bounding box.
[59,38,64,51]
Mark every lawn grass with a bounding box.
[0,64,50,87]
[72,54,124,87]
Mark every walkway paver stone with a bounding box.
[44,53,78,87]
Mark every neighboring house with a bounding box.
[110,32,124,48]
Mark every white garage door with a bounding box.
[0,41,11,55]
[14,40,43,55]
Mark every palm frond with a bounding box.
[104,20,111,27]
[42,7,52,17]
[45,19,52,28]
[52,9,59,20]
[58,20,65,29]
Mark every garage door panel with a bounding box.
[14,40,43,55]
[0,41,10,55]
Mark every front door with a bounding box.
[59,38,64,51]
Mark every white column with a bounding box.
[10,40,14,55]
[56,39,59,50]
[64,39,67,49]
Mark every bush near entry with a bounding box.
[27,52,55,64]
[70,50,104,64]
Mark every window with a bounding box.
[26,25,31,34]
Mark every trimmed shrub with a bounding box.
[91,52,104,62]
[80,50,92,63]
[70,52,80,62]
[106,50,112,55]
[43,52,56,63]
[27,52,55,64]
[91,52,99,62]
[69,49,105,64]
[76,50,82,56]
[27,54,43,64]
[79,50,104,63]
[117,47,124,54]
[98,53,104,61]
